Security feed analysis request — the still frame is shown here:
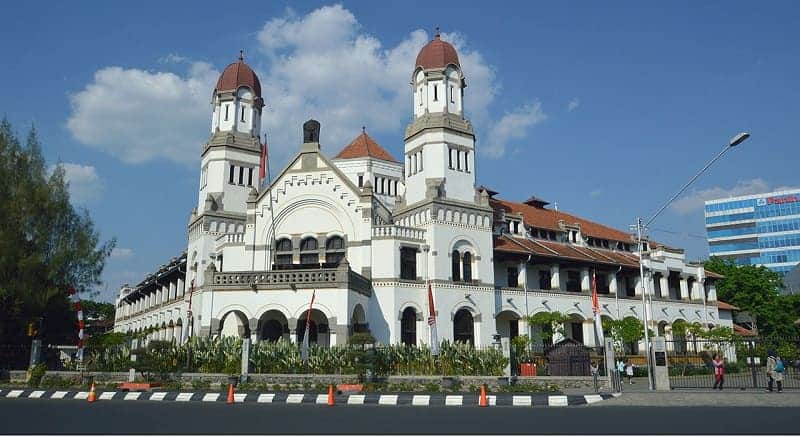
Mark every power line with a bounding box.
[649,227,708,240]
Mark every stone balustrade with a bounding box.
[372,225,426,241]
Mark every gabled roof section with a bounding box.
[491,198,634,244]
[717,301,740,311]
[494,234,641,268]
[334,130,399,163]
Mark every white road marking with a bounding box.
[74,392,89,400]
[286,394,304,404]
[316,394,328,404]
[548,395,569,406]
[99,391,116,400]
[411,395,430,406]
[51,391,68,399]
[347,395,365,405]
[124,392,141,401]
[202,393,219,402]
[378,395,398,405]
[7,390,23,398]
[234,393,247,403]
[512,395,532,406]
[488,395,497,406]
[584,394,603,404]
[29,391,45,399]
[257,394,274,403]
[149,392,167,401]
[445,395,463,406]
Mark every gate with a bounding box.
[667,337,800,390]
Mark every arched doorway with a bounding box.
[259,310,289,343]
[495,310,521,341]
[401,307,417,346]
[296,309,329,347]
[566,314,585,344]
[453,309,474,346]
[219,310,250,338]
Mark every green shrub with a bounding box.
[161,381,183,391]
[423,382,440,392]
[27,364,46,388]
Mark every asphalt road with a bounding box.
[0,398,794,435]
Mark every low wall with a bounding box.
[6,370,606,391]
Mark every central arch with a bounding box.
[259,310,289,343]
[296,308,330,347]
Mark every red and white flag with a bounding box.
[67,286,85,362]
[592,271,605,345]
[427,282,439,356]
[259,135,268,188]
[300,290,316,362]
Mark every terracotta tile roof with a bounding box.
[716,301,740,311]
[216,56,261,97]
[704,269,724,279]
[491,199,635,244]
[415,33,460,70]
[495,235,640,268]
[733,323,757,336]
[334,130,398,163]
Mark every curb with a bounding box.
[0,388,618,407]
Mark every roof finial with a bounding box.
[435,26,440,39]
[239,49,244,62]
[362,125,366,133]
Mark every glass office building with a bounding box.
[705,188,800,277]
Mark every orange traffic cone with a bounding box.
[327,384,335,406]
[478,384,488,407]
[87,382,97,403]
[227,383,235,405]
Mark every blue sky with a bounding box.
[2,1,799,301]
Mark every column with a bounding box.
[634,276,643,296]
[519,260,527,291]
[707,283,717,302]
[162,285,169,304]
[550,264,560,290]
[580,268,590,292]
[679,278,690,300]
[659,275,670,300]
[169,281,176,301]
[609,274,618,296]
[690,280,701,301]
[178,278,185,298]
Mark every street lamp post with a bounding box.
[635,132,749,390]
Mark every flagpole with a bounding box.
[263,133,278,271]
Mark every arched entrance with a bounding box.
[296,309,329,347]
[495,310,521,341]
[453,309,474,346]
[400,307,417,346]
[259,310,289,343]
[219,310,250,338]
[566,314,586,344]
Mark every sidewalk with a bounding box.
[567,377,800,407]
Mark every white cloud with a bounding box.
[483,102,548,158]
[49,162,104,203]
[590,189,602,198]
[110,247,134,259]
[67,5,543,165]
[671,178,771,215]
[568,98,580,112]
[67,62,218,165]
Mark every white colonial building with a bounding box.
[114,34,730,351]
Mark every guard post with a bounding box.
[652,336,670,391]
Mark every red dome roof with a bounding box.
[215,54,262,97]
[415,33,460,70]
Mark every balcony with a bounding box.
[211,262,371,297]
[372,225,425,241]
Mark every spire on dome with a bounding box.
[415,29,460,70]
[239,49,244,62]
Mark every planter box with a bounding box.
[118,382,161,392]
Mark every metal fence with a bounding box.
[666,337,800,390]
[511,342,604,377]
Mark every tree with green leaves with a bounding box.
[704,257,798,338]
[525,311,571,345]
[0,118,115,344]
[602,316,650,354]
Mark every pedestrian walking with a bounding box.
[712,354,725,390]
[625,360,634,384]
[766,350,784,393]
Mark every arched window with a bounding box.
[275,238,293,267]
[462,252,472,283]
[325,236,345,265]
[451,250,461,282]
[300,237,319,265]
[453,309,474,346]
[401,307,417,346]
